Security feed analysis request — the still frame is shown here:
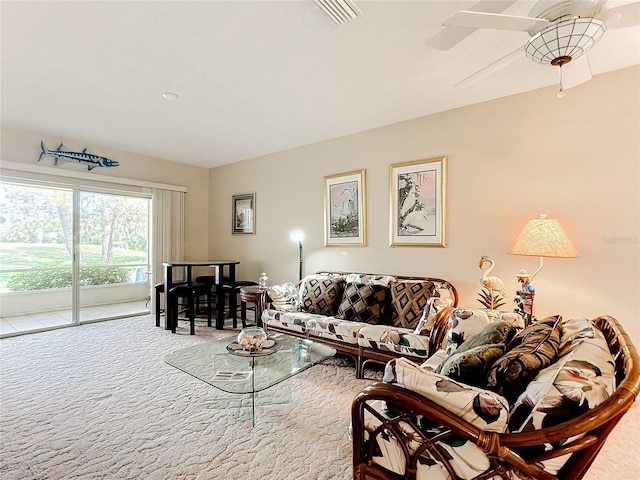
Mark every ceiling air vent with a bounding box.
[314,0,362,25]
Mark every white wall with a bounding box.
[0,126,211,264]
[208,66,640,342]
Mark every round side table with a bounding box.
[239,285,265,328]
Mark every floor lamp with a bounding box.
[509,213,579,323]
[290,230,305,281]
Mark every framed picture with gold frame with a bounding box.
[389,156,447,247]
[232,193,255,235]
[324,169,366,247]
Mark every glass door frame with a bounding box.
[0,178,152,336]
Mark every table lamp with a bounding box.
[509,213,579,322]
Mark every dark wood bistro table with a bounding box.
[163,260,240,331]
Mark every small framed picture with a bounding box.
[324,169,366,247]
[232,193,255,235]
[390,156,447,247]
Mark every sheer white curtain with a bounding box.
[151,188,185,314]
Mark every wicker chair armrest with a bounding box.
[352,382,556,480]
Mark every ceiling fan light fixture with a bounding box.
[525,17,606,66]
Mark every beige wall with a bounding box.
[209,66,639,342]
[1,67,637,341]
[0,126,210,262]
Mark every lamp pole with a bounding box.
[298,240,303,282]
[289,230,306,282]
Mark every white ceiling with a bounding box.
[2,0,639,169]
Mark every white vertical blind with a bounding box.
[150,189,185,314]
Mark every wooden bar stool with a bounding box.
[154,281,186,327]
[196,275,258,328]
[168,282,212,335]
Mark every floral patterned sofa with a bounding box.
[260,271,459,378]
[351,309,640,480]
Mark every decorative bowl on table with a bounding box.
[227,327,281,356]
[237,327,268,349]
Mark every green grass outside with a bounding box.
[0,243,147,289]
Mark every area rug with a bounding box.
[0,315,637,479]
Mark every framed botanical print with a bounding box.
[232,193,255,235]
[324,169,366,247]
[389,156,447,247]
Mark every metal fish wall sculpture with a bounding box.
[38,141,120,171]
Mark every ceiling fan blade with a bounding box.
[427,26,477,51]
[443,11,549,32]
[426,1,517,51]
[599,1,640,30]
[455,47,523,88]
[562,56,593,89]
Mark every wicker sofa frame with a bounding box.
[261,271,458,379]
[351,314,640,480]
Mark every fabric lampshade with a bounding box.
[509,214,579,258]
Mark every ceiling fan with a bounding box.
[429,0,640,94]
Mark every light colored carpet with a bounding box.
[1,315,638,479]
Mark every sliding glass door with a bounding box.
[77,190,150,323]
[0,180,151,336]
[0,183,75,332]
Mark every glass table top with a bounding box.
[164,332,336,395]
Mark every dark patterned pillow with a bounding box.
[453,321,519,356]
[486,315,562,402]
[389,280,435,329]
[335,283,387,324]
[299,277,345,316]
[439,343,506,386]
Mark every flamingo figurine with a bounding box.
[479,255,506,296]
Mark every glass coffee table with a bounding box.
[164,332,336,426]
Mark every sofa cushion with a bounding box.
[299,276,345,316]
[510,317,616,431]
[357,325,431,359]
[486,315,562,402]
[444,309,525,357]
[384,357,510,432]
[508,317,616,474]
[389,280,435,329]
[262,309,323,335]
[306,317,366,345]
[438,343,506,386]
[336,282,387,324]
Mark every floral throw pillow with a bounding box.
[507,317,616,475]
[384,357,510,432]
[267,282,299,311]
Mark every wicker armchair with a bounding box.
[351,315,639,480]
